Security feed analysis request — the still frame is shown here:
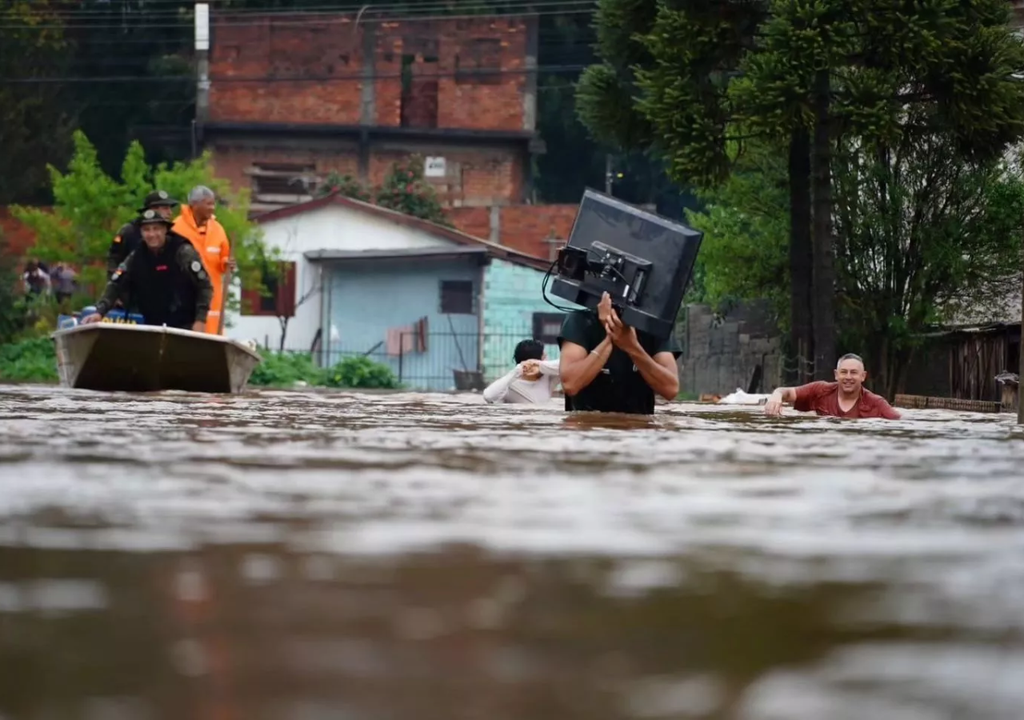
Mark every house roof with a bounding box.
[254,192,553,272]
[306,246,488,263]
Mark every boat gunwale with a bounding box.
[51,323,263,362]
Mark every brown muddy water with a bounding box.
[1,384,1024,720]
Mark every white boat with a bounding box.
[51,323,262,393]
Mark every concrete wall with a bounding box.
[678,302,783,397]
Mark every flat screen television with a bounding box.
[548,189,704,340]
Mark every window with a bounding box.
[454,38,502,85]
[250,163,316,206]
[439,280,474,314]
[533,312,564,345]
[242,261,296,317]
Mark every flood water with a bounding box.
[2,384,1024,720]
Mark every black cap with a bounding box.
[138,190,178,212]
[138,208,173,227]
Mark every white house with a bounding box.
[226,193,575,389]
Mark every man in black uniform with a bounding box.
[558,292,681,414]
[82,209,213,333]
[106,190,179,277]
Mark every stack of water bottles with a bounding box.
[57,307,146,329]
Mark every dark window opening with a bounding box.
[440,280,474,315]
[533,312,564,345]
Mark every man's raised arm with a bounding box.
[559,338,612,396]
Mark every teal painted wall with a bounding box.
[481,259,581,382]
[322,257,482,391]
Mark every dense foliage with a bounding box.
[12,131,269,306]
[0,338,58,383]
[577,0,1024,383]
[687,136,1024,396]
[248,351,400,390]
[318,157,451,227]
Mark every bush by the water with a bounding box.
[323,355,399,389]
[248,351,399,390]
[0,338,58,383]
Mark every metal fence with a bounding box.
[284,329,555,391]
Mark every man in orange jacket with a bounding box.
[173,186,235,334]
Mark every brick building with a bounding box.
[198,11,577,258]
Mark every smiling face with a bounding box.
[141,222,169,251]
[834,357,867,395]
[192,195,216,225]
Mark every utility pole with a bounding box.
[194,3,210,158]
[1018,269,1024,423]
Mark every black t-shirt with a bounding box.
[557,310,681,415]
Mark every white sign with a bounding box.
[195,3,210,51]
[424,156,447,178]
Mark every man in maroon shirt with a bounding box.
[763,353,901,419]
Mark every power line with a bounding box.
[0,62,588,84]
[0,2,595,29]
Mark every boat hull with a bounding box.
[52,324,262,393]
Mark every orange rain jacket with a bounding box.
[173,205,231,334]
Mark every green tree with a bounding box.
[687,136,1024,398]
[12,131,268,308]
[375,157,451,227]
[0,1,75,204]
[577,0,1024,381]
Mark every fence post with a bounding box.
[398,332,404,383]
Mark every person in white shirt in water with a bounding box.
[483,339,561,405]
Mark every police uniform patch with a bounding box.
[191,261,202,273]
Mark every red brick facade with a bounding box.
[203,11,573,259]
[449,204,577,260]
[209,15,532,132]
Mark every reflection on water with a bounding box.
[1,385,1024,719]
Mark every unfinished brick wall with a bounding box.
[210,144,360,198]
[448,207,491,240]
[449,204,577,259]
[209,13,532,132]
[497,205,576,259]
[370,148,523,206]
[209,14,365,125]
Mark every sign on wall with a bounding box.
[424,156,447,178]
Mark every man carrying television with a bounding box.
[558,292,681,414]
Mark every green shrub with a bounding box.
[0,337,58,383]
[324,356,399,389]
[248,350,325,387]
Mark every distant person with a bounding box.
[51,262,77,304]
[22,260,51,296]
[558,292,681,415]
[483,339,561,405]
[108,190,179,277]
[173,186,234,335]
[763,353,901,419]
[81,209,213,333]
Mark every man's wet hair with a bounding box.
[836,353,864,369]
[514,339,544,364]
